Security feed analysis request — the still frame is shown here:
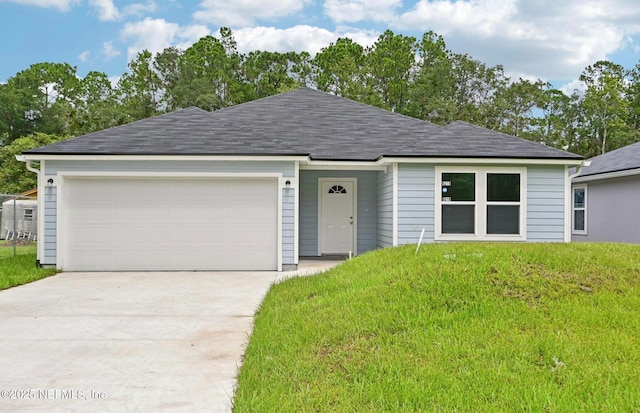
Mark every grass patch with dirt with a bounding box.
[0,242,58,290]
[233,243,640,412]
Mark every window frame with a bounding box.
[23,208,34,222]
[572,185,587,235]
[441,172,476,234]
[435,166,527,241]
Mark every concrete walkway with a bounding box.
[0,261,341,412]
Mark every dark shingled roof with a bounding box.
[575,140,640,178]
[24,87,582,161]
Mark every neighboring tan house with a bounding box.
[19,88,585,271]
[571,140,640,243]
[1,188,38,240]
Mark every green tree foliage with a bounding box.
[75,71,124,134]
[0,81,30,145]
[3,27,640,177]
[538,89,582,151]
[623,63,640,141]
[0,63,79,143]
[577,61,631,156]
[243,51,305,100]
[0,133,62,193]
[404,32,456,124]
[117,50,161,121]
[312,38,369,101]
[154,47,185,112]
[176,30,244,110]
[493,78,547,138]
[365,30,416,112]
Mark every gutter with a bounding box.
[568,160,592,181]
[16,155,41,176]
[572,164,640,183]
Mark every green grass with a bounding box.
[233,243,640,412]
[0,242,58,290]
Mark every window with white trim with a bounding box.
[572,186,587,234]
[435,167,526,241]
[24,208,34,221]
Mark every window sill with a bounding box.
[435,234,526,242]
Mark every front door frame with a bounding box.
[318,177,357,256]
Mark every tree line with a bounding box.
[2,28,640,192]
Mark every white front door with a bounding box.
[319,179,356,255]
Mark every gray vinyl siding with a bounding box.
[527,165,566,241]
[393,164,566,244]
[42,186,57,265]
[376,166,394,248]
[42,160,295,266]
[282,188,295,264]
[396,164,435,245]
[299,170,378,256]
[573,175,640,243]
[282,186,295,266]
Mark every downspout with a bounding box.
[22,158,41,176]
[15,155,41,265]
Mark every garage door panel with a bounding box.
[63,177,278,271]
[67,247,274,271]
[67,223,277,246]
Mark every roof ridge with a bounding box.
[210,87,310,115]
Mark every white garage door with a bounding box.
[62,177,278,271]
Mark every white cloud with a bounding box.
[88,0,156,21]
[4,0,79,11]
[397,0,518,38]
[324,0,401,23]
[108,75,121,88]
[559,79,585,96]
[89,0,120,21]
[193,0,311,26]
[102,41,120,59]
[234,25,379,56]
[393,0,640,81]
[78,51,90,62]
[122,1,156,17]
[121,17,210,61]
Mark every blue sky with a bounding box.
[2,0,640,92]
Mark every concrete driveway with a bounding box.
[0,261,339,412]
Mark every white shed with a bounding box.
[1,189,38,240]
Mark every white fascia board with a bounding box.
[392,163,398,247]
[293,161,300,265]
[379,157,584,166]
[564,165,572,242]
[572,167,640,183]
[301,161,386,170]
[57,171,283,179]
[20,154,310,162]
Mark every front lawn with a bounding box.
[234,243,640,412]
[0,242,58,290]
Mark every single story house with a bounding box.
[571,140,640,243]
[19,88,584,271]
[1,188,38,240]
